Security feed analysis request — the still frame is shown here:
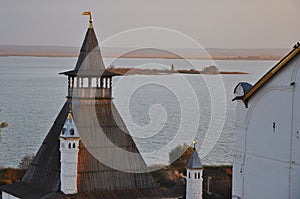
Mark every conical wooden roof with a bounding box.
[60,26,115,77]
[17,100,159,195]
[1,99,164,198]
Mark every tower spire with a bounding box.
[82,11,93,29]
[67,103,73,119]
[186,140,203,199]
[60,11,119,100]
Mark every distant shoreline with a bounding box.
[0,52,281,60]
[107,67,249,75]
[0,45,287,60]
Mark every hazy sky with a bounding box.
[1,0,300,48]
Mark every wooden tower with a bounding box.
[1,12,161,199]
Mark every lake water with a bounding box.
[0,56,277,168]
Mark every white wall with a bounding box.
[186,169,203,199]
[2,192,20,199]
[290,61,300,199]
[60,139,79,195]
[232,100,247,198]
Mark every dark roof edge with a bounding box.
[232,96,243,101]
[59,69,121,77]
[0,182,52,199]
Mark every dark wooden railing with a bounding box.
[68,87,112,99]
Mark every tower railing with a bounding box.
[68,87,112,99]
[67,76,113,99]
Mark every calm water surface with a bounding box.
[0,57,276,167]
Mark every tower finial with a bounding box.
[82,11,93,28]
[192,140,197,150]
[68,103,73,119]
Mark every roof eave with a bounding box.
[59,70,121,77]
[186,166,203,170]
[242,45,300,103]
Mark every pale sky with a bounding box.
[1,0,300,48]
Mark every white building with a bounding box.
[186,141,203,199]
[232,43,300,199]
[59,108,80,194]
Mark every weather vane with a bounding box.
[82,11,93,28]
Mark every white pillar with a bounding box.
[59,138,80,194]
[186,168,203,199]
[59,110,80,195]
[186,141,203,199]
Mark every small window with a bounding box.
[207,177,212,195]
[68,143,71,148]
[70,128,75,135]
[73,143,76,148]
[198,172,200,179]
[62,128,66,135]
[194,173,197,179]
[188,172,191,179]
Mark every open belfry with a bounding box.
[1,12,163,198]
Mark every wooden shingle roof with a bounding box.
[1,99,162,198]
[1,182,165,199]
[59,25,117,77]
